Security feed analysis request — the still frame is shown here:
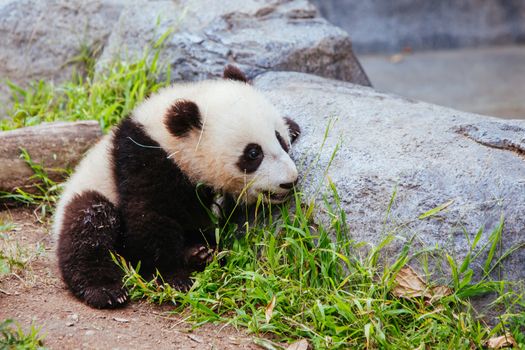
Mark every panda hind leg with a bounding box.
[57,190,127,309]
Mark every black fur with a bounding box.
[57,118,217,309]
[223,65,248,83]
[57,191,127,309]
[285,117,301,144]
[114,118,215,273]
[165,100,202,137]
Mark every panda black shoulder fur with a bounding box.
[54,66,301,309]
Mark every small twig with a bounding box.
[169,315,192,328]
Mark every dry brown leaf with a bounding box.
[430,285,452,301]
[391,266,427,298]
[287,339,310,350]
[265,295,276,323]
[392,266,452,302]
[485,333,517,349]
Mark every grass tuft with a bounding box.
[0,149,65,220]
[114,188,525,349]
[0,219,45,278]
[0,319,47,350]
[1,35,171,132]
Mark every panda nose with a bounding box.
[279,179,298,189]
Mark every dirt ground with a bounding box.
[0,208,263,350]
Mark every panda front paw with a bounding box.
[82,283,128,309]
[170,277,194,292]
[184,244,215,268]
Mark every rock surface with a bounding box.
[0,0,127,104]
[254,72,525,281]
[0,0,369,109]
[312,0,525,53]
[98,0,369,85]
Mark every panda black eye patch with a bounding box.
[237,143,264,173]
[275,131,289,153]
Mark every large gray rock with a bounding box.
[312,0,525,53]
[0,0,126,100]
[99,0,370,85]
[254,72,525,281]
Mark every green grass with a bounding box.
[0,319,47,350]
[1,34,171,132]
[114,188,525,349]
[0,218,44,277]
[0,149,65,220]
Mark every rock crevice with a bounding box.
[457,122,525,159]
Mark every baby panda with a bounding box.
[54,66,301,309]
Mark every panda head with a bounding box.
[135,66,300,204]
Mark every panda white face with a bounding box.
[225,112,299,204]
[185,80,299,204]
[133,70,300,204]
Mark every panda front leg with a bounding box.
[119,210,214,290]
[57,191,128,309]
[166,243,215,291]
[183,244,215,268]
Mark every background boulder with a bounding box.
[99,0,369,84]
[0,0,127,105]
[254,71,525,282]
[0,0,370,110]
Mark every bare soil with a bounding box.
[0,208,262,350]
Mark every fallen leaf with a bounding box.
[485,333,517,349]
[392,266,452,302]
[391,266,427,298]
[430,285,452,301]
[265,295,276,323]
[287,339,310,350]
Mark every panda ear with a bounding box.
[223,65,248,83]
[284,117,301,144]
[165,100,202,137]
